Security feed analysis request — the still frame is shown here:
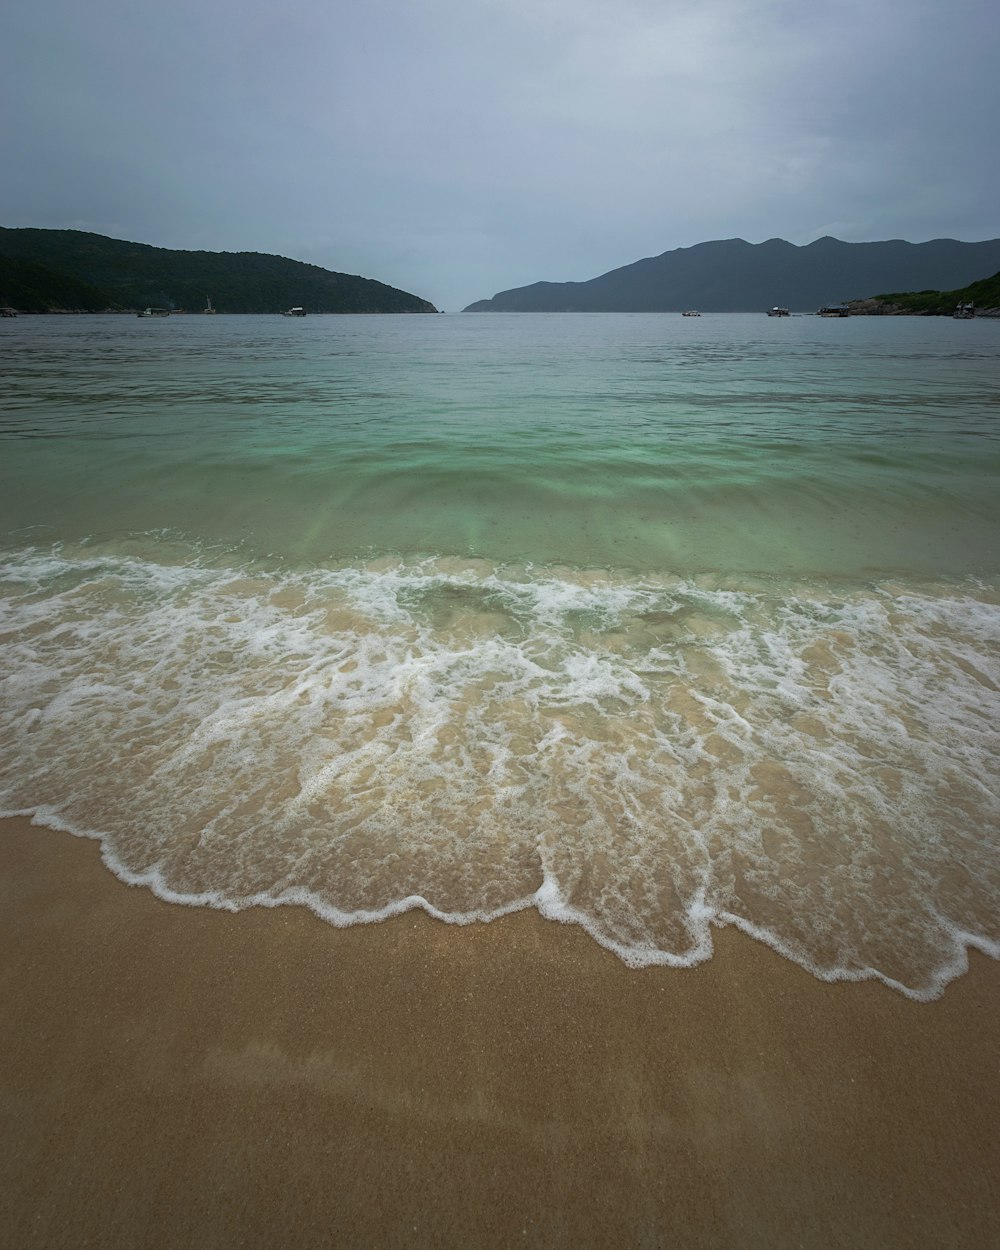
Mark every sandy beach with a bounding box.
[1,812,998,1249]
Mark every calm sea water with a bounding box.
[2,311,999,997]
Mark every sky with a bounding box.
[2,0,998,310]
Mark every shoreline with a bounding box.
[2,813,999,1248]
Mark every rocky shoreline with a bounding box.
[845,297,1000,316]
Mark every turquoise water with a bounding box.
[2,312,999,996]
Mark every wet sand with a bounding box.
[2,813,998,1249]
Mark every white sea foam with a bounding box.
[2,542,999,999]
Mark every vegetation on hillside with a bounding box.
[0,229,437,313]
[0,255,110,312]
[854,270,1000,315]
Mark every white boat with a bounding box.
[203,296,216,314]
[818,305,850,317]
[767,306,790,317]
[137,307,170,318]
[282,306,306,317]
[953,302,975,319]
[681,310,701,317]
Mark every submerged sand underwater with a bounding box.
[3,546,999,998]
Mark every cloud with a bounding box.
[2,0,997,308]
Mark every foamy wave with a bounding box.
[3,542,1000,999]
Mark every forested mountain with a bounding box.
[0,255,110,312]
[0,229,438,313]
[463,237,1000,313]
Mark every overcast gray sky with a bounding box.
[2,0,997,310]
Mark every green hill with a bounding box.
[849,270,1000,316]
[0,228,438,313]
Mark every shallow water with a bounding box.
[2,312,999,996]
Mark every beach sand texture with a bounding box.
[2,814,998,1249]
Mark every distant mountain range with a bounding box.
[0,229,438,313]
[463,237,1000,313]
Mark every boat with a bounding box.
[282,306,306,317]
[818,305,850,317]
[137,307,170,318]
[0,307,16,318]
[681,310,701,317]
[203,296,216,314]
[953,302,975,319]
[767,306,790,317]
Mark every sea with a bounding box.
[2,310,999,999]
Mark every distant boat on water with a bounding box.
[818,306,850,317]
[681,310,701,317]
[767,306,790,317]
[203,297,216,314]
[282,306,306,317]
[137,307,170,318]
[953,302,975,319]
